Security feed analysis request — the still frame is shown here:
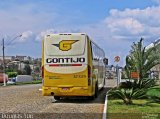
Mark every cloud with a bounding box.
[18,31,35,42]
[106,17,144,35]
[35,28,82,42]
[35,29,59,42]
[4,31,35,45]
[152,0,160,4]
[1,1,160,66]
[76,6,160,65]
[104,6,160,41]
[79,6,160,45]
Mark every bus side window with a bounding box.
[90,41,93,60]
[92,43,97,61]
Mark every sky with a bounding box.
[0,0,160,66]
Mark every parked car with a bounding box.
[12,77,16,82]
[16,75,33,82]
[7,80,15,84]
[0,73,8,83]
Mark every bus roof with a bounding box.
[43,33,105,55]
[44,33,87,37]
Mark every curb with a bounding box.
[102,94,108,119]
[102,82,117,119]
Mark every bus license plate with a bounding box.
[62,88,70,90]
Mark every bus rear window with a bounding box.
[45,35,86,56]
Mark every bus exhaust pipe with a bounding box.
[51,92,56,103]
[51,92,54,96]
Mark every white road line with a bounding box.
[102,94,108,119]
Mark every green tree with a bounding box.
[109,38,160,105]
[6,63,18,72]
[23,64,31,75]
[125,38,160,80]
[23,60,29,64]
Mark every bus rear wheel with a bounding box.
[88,83,98,100]
[95,83,98,98]
[54,96,60,100]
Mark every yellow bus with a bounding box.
[42,33,108,100]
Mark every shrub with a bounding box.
[7,72,17,78]
[108,78,156,105]
[119,79,156,89]
[145,87,160,104]
[108,87,147,105]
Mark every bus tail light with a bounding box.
[88,65,91,78]
[42,65,44,79]
[88,65,91,85]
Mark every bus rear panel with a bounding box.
[42,33,105,97]
[42,33,93,96]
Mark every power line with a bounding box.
[6,34,22,46]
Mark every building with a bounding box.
[0,56,15,65]
[15,55,28,61]
[7,61,25,70]
[0,55,31,62]
[0,55,35,72]
[106,65,117,79]
[146,39,160,79]
[0,56,15,61]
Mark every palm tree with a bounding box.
[109,38,160,105]
[125,38,160,80]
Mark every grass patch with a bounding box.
[147,86,160,97]
[15,80,42,85]
[107,99,160,119]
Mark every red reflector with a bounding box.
[71,64,82,66]
[49,64,60,67]
[49,64,82,67]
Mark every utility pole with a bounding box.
[2,38,6,86]
[114,56,120,86]
[2,34,22,86]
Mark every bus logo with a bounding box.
[52,40,78,51]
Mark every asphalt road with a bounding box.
[0,80,116,119]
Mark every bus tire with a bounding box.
[54,96,60,100]
[88,83,98,100]
[95,83,98,98]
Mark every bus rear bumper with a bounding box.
[42,86,93,96]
